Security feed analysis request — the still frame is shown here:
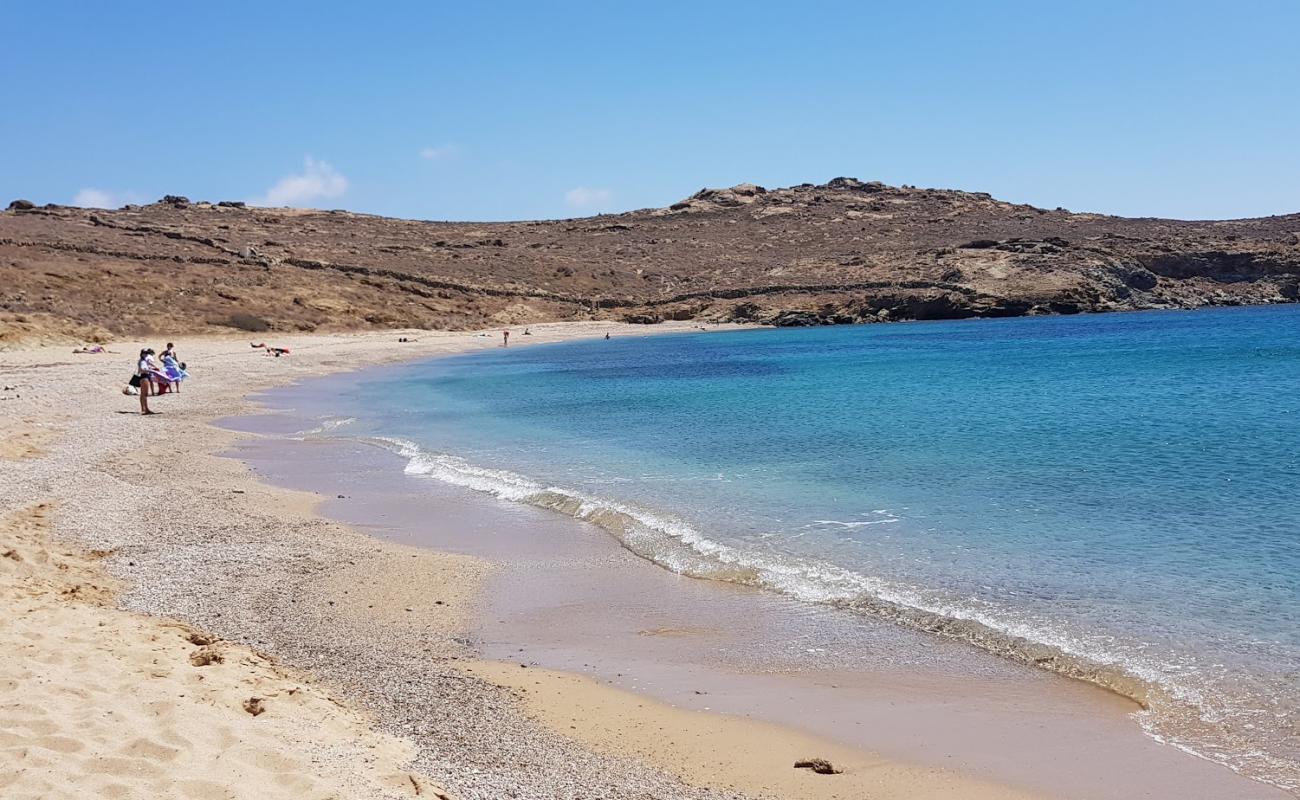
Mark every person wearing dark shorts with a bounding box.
[134,349,159,414]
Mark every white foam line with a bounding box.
[362,434,1272,778]
[289,416,358,438]
[372,439,1178,684]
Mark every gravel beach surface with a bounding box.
[0,323,749,800]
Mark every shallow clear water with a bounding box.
[317,306,1300,790]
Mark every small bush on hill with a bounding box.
[214,312,272,332]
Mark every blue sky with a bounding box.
[2,1,1297,221]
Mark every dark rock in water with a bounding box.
[976,298,1035,318]
[773,311,825,327]
[161,195,190,206]
[872,294,976,321]
[793,758,842,774]
[217,200,246,208]
[7,199,35,211]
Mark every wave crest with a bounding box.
[367,434,1293,792]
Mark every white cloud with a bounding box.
[564,186,613,210]
[72,188,125,208]
[252,156,348,208]
[419,144,459,161]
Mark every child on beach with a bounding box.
[161,352,188,389]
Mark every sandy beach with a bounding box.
[0,321,1045,800]
[8,2,1299,797]
[1,322,1289,800]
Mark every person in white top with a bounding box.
[135,348,163,415]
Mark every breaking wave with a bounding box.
[365,433,1296,793]
[289,416,357,438]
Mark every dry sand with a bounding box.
[0,322,1048,799]
[0,502,447,800]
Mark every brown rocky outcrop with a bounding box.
[1,178,1297,341]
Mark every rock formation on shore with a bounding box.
[2,178,1298,342]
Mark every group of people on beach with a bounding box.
[128,342,187,415]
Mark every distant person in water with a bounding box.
[605,332,610,340]
[503,330,510,347]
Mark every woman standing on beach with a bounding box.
[135,348,161,415]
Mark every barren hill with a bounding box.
[3,178,1298,344]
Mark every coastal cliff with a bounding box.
[3,178,1298,342]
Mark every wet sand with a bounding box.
[233,386,1295,800]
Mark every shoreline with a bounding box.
[235,378,1296,800]
[5,321,1034,800]
[1,322,1290,799]
[0,323,741,800]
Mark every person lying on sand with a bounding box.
[73,344,114,354]
[250,342,290,356]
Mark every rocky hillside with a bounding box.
[3,178,1298,343]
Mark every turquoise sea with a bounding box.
[309,306,1300,790]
